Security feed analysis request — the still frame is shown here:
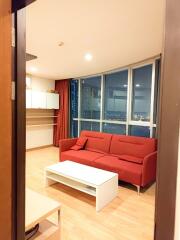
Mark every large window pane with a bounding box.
[153,60,160,124]
[132,65,152,121]
[152,127,158,138]
[102,123,126,135]
[70,79,79,118]
[71,120,78,137]
[104,70,128,121]
[70,80,79,137]
[129,125,150,137]
[80,121,100,132]
[81,76,101,119]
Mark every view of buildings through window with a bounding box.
[70,59,160,138]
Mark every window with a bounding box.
[131,64,152,122]
[70,59,159,138]
[71,120,78,137]
[102,123,126,135]
[81,76,101,119]
[129,125,150,138]
[104,70,128,121]
[153,59,161,124]
[80,121,100,132]
[70,80,79,137]
[70,79,79,119]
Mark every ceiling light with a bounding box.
[85,53,93,61]
[136,84,140,87]
[29,66,38,73]
[123,84,127,88]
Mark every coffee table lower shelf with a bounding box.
[34,220,60,240]
[26,189,61,240]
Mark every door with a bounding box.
[12,1,36,240]
[155,0,180,239]
[11,0,180,240]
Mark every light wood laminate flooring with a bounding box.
[26,147,155,240]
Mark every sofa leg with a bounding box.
[137,186,140,195]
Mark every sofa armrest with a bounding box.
[59,138,78,153]
[142,151,157,187]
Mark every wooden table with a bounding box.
[26,189,61,240]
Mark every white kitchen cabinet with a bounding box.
[31,91,47,109]
[26,90,32,108]
[46,93,59,109]
[26,90,59,109]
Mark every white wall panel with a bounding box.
[26,126,53,149]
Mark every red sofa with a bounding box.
[59,130,157,192]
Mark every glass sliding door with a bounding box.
[104,70,128,121]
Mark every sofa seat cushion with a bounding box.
[61,150,104,166]
[94,155,142,185]
[118,154,143,164]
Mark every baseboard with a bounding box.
[26,144,54,152]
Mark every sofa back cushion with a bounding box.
[110,134,157,158]
[70,137,88,151]
[80,130,112,153]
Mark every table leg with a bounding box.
[96,175,118,212]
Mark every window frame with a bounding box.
[71,58,159,138]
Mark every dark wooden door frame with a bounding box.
[155,0,180,239]
[12,1,36,240]
[12,0,180,240]
[12,8,26,240]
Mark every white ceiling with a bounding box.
[26,0,165,80]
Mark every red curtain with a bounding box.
[53,79,69,146]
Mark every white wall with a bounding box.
[26,126,54,149]
[29,75,55,91]
[174,126,180,240]
[26,75,55,150]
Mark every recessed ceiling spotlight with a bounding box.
[29,66,38,73]
[58,41,64,47]
[136,84,140,87]
[85,53,93,61]
[123,84,128,88]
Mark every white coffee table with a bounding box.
[45,160,118,211]
[26,189,61,239]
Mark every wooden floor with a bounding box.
[26,147,155,240]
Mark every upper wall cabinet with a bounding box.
[31,91,47,109]
[46,93,59,109]
[26,90,59,109]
